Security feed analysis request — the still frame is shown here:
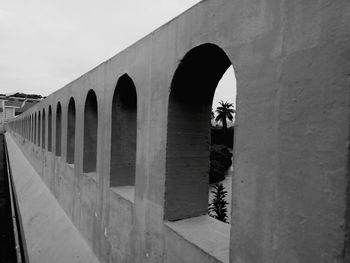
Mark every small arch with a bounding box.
[26,117,28,139]
[27,116,29,141]
[32,114,35,143]
[56,102,62,156]
[48,106,52,151]
[66,98,76,164]
[30,115,32,142]
[83,90,98,173]
[164,43,234,221]
[110,74,137,187]
[34,113,37,144]
[29,116,31,140]
[42,109,46,149]
[23,117,25,138]
[38,111,41,147]
[24,117,26,138]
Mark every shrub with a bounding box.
[209,144,232,183]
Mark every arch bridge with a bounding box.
[4,0,350,262]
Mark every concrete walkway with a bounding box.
[5,133,100,263]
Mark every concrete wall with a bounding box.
[5,133,100,263]
[6,0,350,262]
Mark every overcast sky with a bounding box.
[0,0,236,109]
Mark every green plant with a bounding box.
[208,183,229,223]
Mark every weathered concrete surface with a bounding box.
[5,0,350,262]
[165,215,230,263]
[5,133,100,263]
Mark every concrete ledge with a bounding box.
[5,132,100,263]
[165,215,230,263]
[110,186,135,203]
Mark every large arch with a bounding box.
[110,74,137,187]
[83,90,98,173]
[66,98,76,164]
[164,43,233,221]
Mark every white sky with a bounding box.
[0,0,236,108]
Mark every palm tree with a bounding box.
[215,101,234,130]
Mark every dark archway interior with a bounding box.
[34,114,37,144]
[83,90,98,173]
[67,98,76,164]
[56,103,62,156]
[165,43,232,221]
[42,109,46,149]
[30,116,33,142]
[48,106,52,152]
[38,111,41,147]
[33,115,35,143]
[110,74,137,187]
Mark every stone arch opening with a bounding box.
[110,74,137,188]
[23,117,25,138]
[38,111,41,147]
[56,102,62,156]
[26,117,28,139]
[32,115,34,142]
[34,113,37,145]
[66,98,76,164]
[164,43,234,221]
[23,117,26,138]
[83,90,98,173]
[48,106,52,152]
[30,115,32,142]
[27,116,30,140]
[42,109,46,149]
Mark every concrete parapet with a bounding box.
[5,133,99,263]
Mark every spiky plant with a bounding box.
[208,183,229,223]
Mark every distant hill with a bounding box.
[10,92,44,99]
